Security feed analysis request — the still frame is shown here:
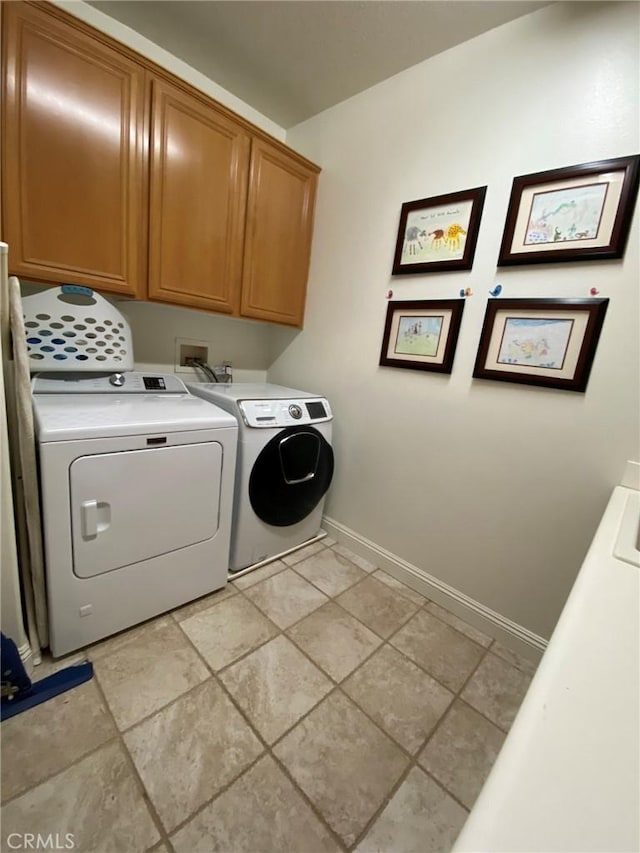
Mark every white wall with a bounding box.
[55,0,285,140]
[271,2,640,639]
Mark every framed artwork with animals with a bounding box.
[497,155,640,265]
[473,298,609,392]
[391,186,487,275]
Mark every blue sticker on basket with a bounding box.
[61,285,94,297]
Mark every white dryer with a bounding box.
[186,383,334,572]
[33,372,237,656]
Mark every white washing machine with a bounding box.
[186,383,334,572]
[33,372,238,656]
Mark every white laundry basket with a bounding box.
[21,285,134,372]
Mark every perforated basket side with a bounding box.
[21,286,134,372]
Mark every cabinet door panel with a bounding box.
[241,139,318,327]
[2,3,145,296]
[148,77,250,314]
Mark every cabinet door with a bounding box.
[1,3,146,296]
[241,139,318,327]
[148,77,250,314]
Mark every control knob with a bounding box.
[288,404,302,419]
[109,373,125,387]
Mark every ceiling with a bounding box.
[90,1,550,128]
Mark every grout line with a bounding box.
[162,587,349,848]
[3,558,530,852]
[165,608,349,850]
[89,670,174,852]
[346,638,495,850]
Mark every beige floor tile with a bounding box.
[419,701,505,809]
[294,548,367,596]
[373,570,427,605]
[87,614,174,661]
[391,610,485,691]
[1,741,159,852]
[231,560,287,590]
[320,534,337,546]
[490,640,538,675]
[288,601,382,681]
[171,583,237,621]
[274,691,408,846]
[219,635,332,743]
[425,602,493,648]
[30,650,89,682]
[171,754,340,853]
[355,767,467,853]
[281,539,326,565]
[94,619,209,730]
[343,645,453,754]
[336,576,420,639]
[461,652,533,731]
[332,544,377,572]
[244,568,328,629]
[1,680,116,802]
[180,595,278,671]
[124,679,263,832]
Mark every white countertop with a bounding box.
[454,483,640,853]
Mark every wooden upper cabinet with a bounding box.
[1,2,146,297]
[148,76,250,314]
[241,138,318,327]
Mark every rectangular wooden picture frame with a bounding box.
[473,298,609,392]
[392,187,487,275]
[498,155,639,265]
[379,299,465,374]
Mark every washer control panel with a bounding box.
[239,398,332,428]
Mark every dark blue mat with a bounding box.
[1,633,93,721]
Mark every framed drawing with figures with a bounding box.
[391,187,487,275]
[497,156,639,265]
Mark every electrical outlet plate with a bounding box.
[175,338,209,374]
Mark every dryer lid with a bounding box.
[33,394,237,441]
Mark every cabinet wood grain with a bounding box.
[148,76,250,314]
[241,138,318,327]
[2,2,320,325]
[1,2,146,296]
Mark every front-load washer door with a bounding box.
[70,442,222,577]
[249,426,334,527]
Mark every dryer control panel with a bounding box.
[239,398,332,428]
[32,372,188,394]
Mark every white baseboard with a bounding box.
[322,515,547,663]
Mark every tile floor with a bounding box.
[1,539,537,853]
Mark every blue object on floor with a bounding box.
[1,633,93,721]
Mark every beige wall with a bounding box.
[270,2,640,639]
[117,299,272,383]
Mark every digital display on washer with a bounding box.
[305,401,326,419]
